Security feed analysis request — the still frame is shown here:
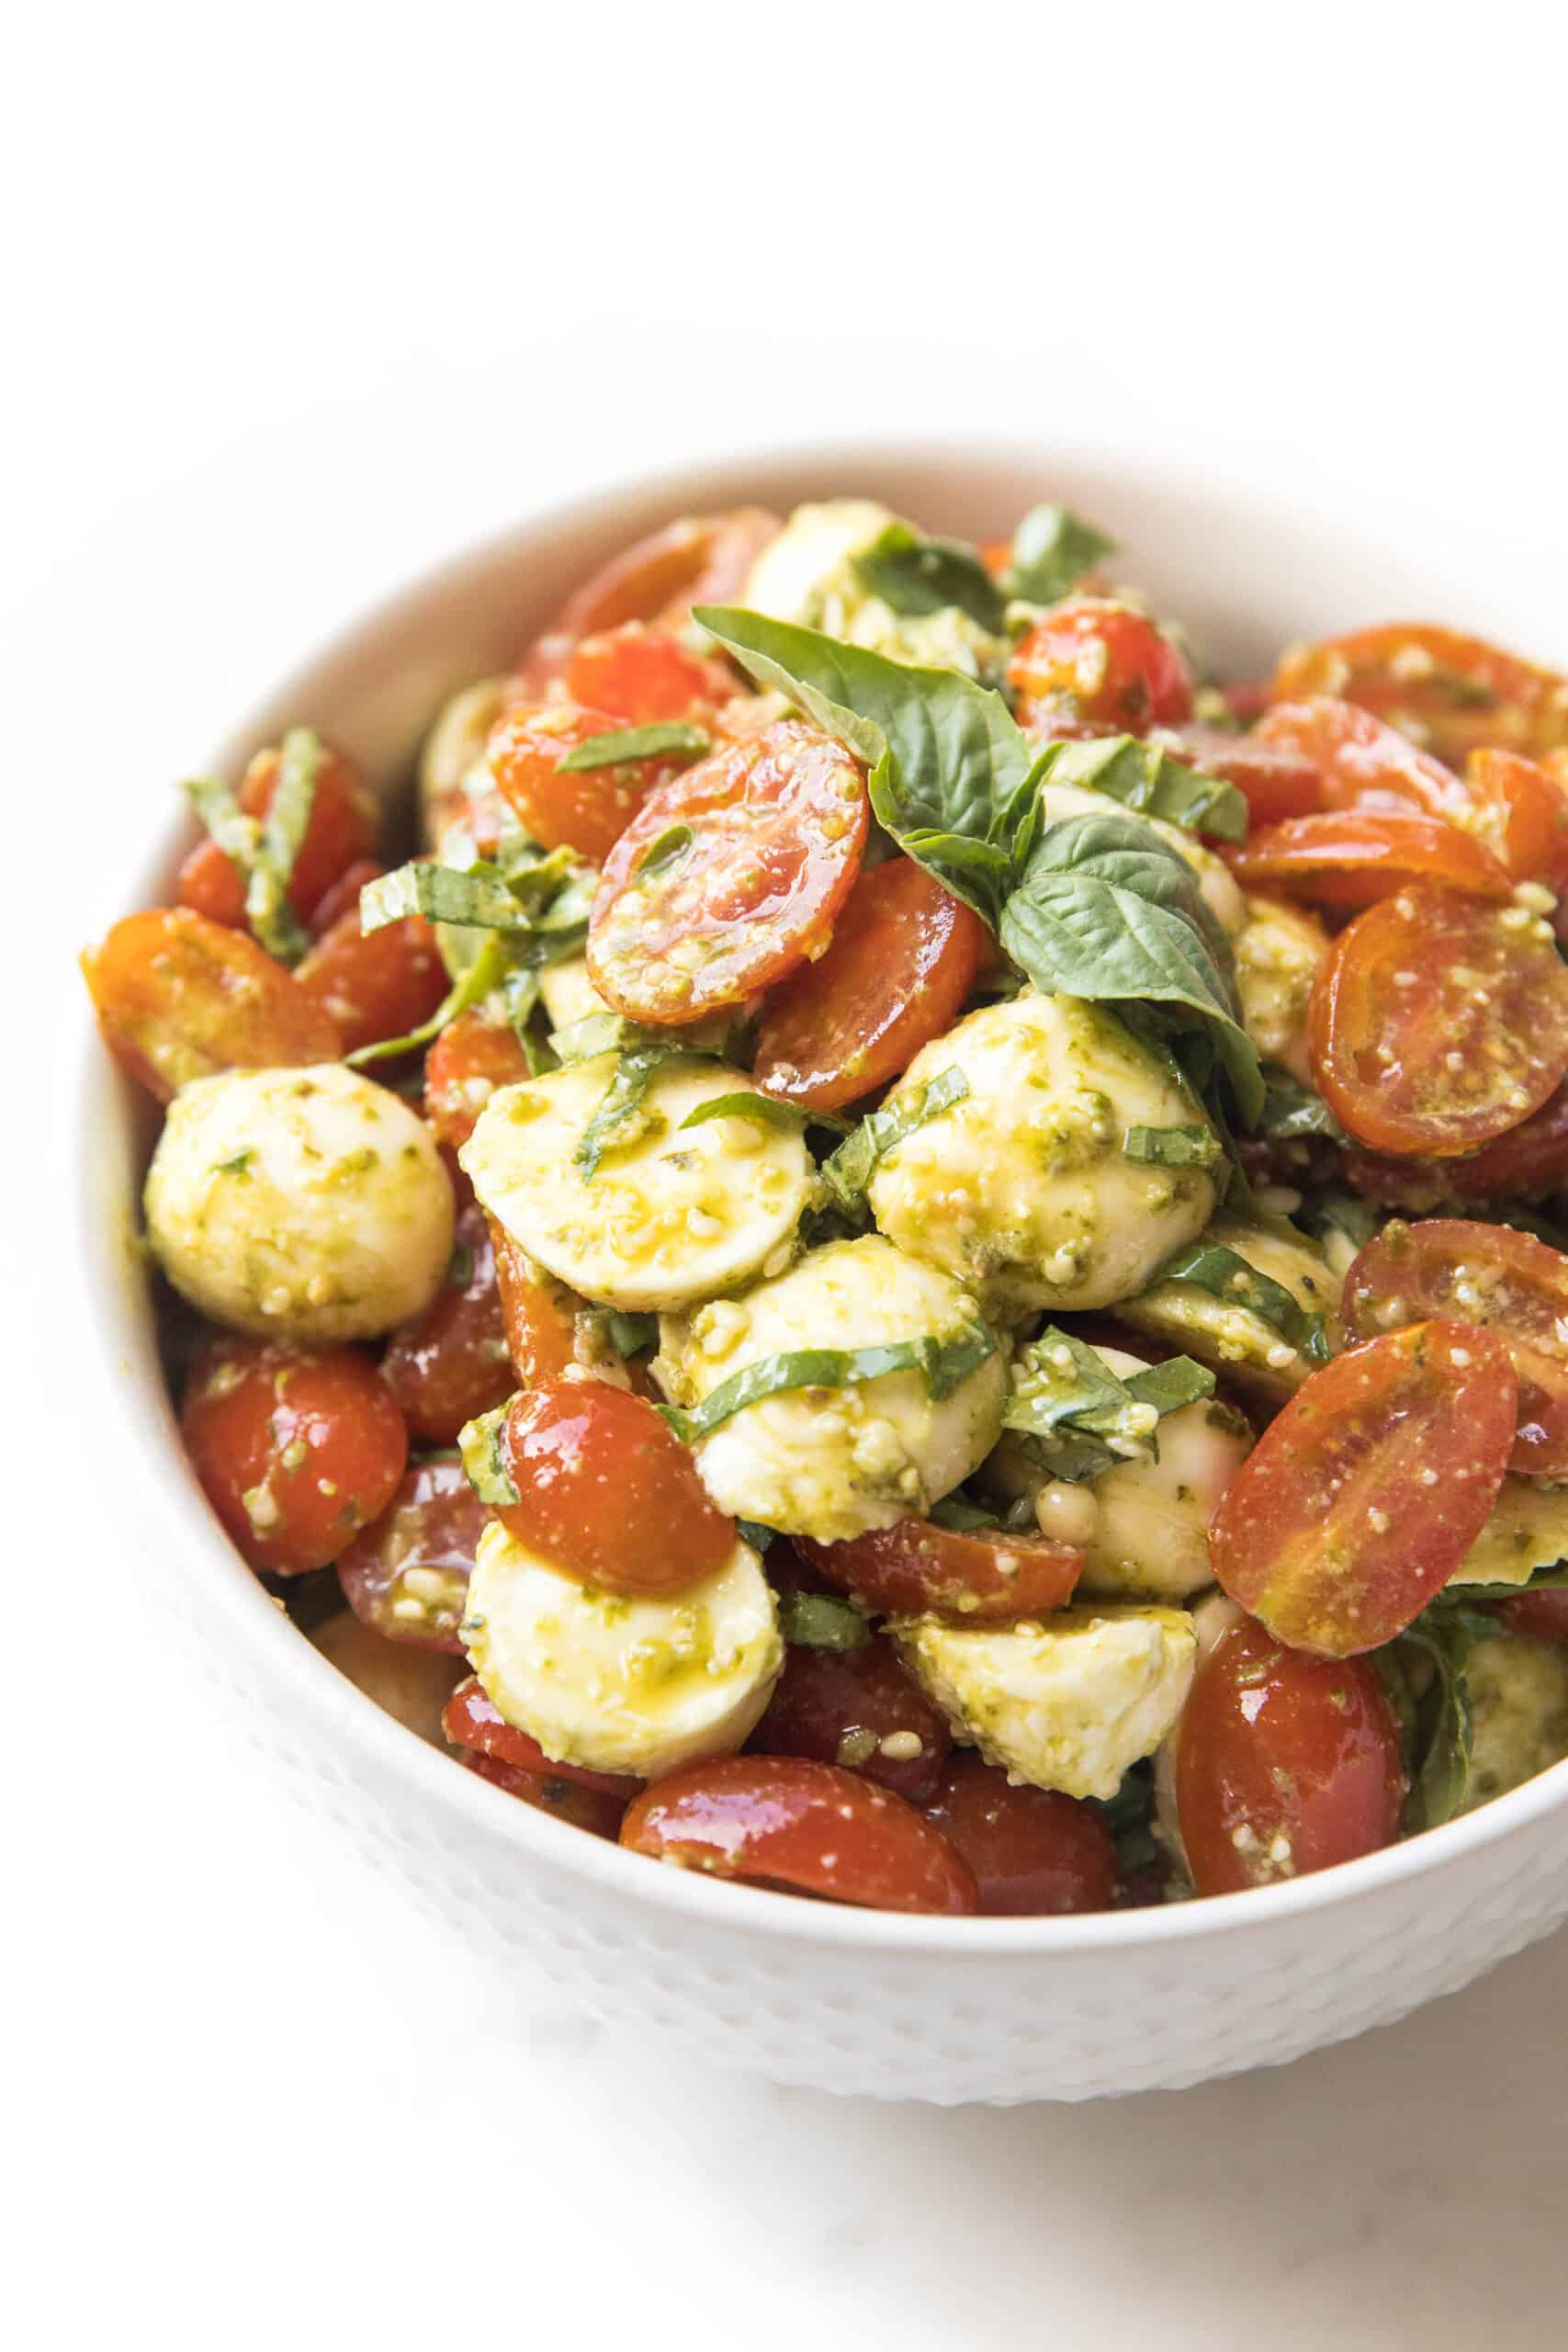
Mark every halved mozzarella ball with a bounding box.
[419,676,510,846]
[987,1345,1252,1601]
[310,1610,466,1747]
[461,1054,811,1313]
[1449,1476,1568,1589]
[1035,780,1247,938]
[867,990,1221,1323]
[1112,1216,1338,1401]
[658,1235,1006,1544]
[144,1062,455,1343]
[1461,1628,1568,1811]
[537,957,610,1034]
[462,1520,782,1779]
[1235,894,1329,1086]
[894,1601,1198,1801]
[742,498,1008,679]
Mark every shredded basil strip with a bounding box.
[1002,504,1114,607]
[1123,1123,1224,1170]
[736,1518,778,1554]
[633,822,695,878]
[1256,1069,1348,1143]
[821,1068,969,1214]
[363,861,554,933]
[458,1402,518,1509]
[1007,1328,1214,1447]
[557,722,708,773]
[576,1045,687,1179]
[346,930,512,1069]
[243,727,323,960]
[660,1326,997,1444]
[778,1588,871,1652]
[1153,1241,1328,1361]
[678,1091,852,1139]
[851,522,1007,635]
[602,1310,658,1359]
[1030,732,1247,844]
[928,1493,1002,1533]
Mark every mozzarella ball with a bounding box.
[1461,1629,1568,1811]
[310,1610,466,1747]
[461,1054,811,1313]
[145,1063,455,1343]
[742,497,1009,678]
[1113,1216,1338,1401]
[1235,894,1329,1085]
[462,1521,783,1780]
[658,1235,1006,1544]
[867,990,1221,1322]
[1036,780,1248,939]
[1449,1476,1568,1589]
[895,1601,1198,1802]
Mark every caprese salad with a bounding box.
[85,493,1568,1917]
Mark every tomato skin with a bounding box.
[175,741,377,931]
[337,1457,489,1651]
[922,1754,1116,1916]
[1210,1320,1516,1657]
[1342,1218,1568,1477]
[747,1633,952,1804]
[1308,886,1568,1157]
[564,623,734,724]
[1149,723,1325,827]
[293,906,447,1056]
[513,507,781,694]
[1174,1618,1404,1896]
[1499,1589,1568,1644]
[489,1224,581,1385]
[305,857,385,940]
[587,719,869,1025]
[1255,697,1472,823]
[1346,1076,1568,1210]
[795,1519,1083,1623]
[82,908,341,1102]
[458,1747,626,1838]
[424,1012,533,1150]
[751,859,990,1110]
[1007,598,1193,732]
[493,1380,733,1596]
[488,699,694,865]
[620,1755,979,1914]
[380,1204,513,1445]
[1231,809,1512,910]
[1272,625,1568,769]
[443,1675,642,1796]
[181,1338,408,1577]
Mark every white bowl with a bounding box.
[72,437,1568,2104]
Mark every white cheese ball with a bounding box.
[462,1521,783,1780]
[987,1344,1252,1601]
[658,1235,1006,1544]
[461,1054,811,1313]
[742,497,1009,679]
[310,1611,466,1747]
[144,1063,455,1343]
[1235,894,1329,1086]
[1461,1629,1568,1811]
[1449,1477,1568,1589]
[1036,781,1247,939]
[1112,1216,1339,1401]
[895,1601,1198,1801]
[866,990,1221,1323]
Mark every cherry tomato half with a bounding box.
[1150,723,1325,828]
[493,1380,733,1595]
[1466,749,1568,882]
[488,1224,581,1385]
[175,740,377,930]
[294,905,447,1057]
[620,1755,978,1914]
[306,857,385,940]
[587,719,869,1025]
[1210,1320,1516,1656]
[748,1632,952,1804]
[1307,886,1568,1157]
[751,859,989,1110]
[443,1675,642,1796]
[1273,624,1568,769]
[513,507,781,694]
[922,1754,1116,1915]
[1174,1617,1404,1895]
[380,1203,513,1445]
[337,1456,489,1651]
[564,623,734,724]
[795,1518,1083,1623]
[82,908,341,1102]
[490,698,702,865]
[1231,809,1512,910]
[1498,1589,1568,1645]
[181,1338,408,1577]
[424,1010,534,1149]
[1342,1218,1568,1477]
[1346,1076,1568,1211]
[458,1748,626,1838]
[1007,597,1193,732]
[1255,697,1472,823]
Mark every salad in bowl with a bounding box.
[83,489,1568,1924]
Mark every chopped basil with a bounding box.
[603,1309,659,1359]
[1030,731,1247,844]
[778,1588,871,1652]
[1002,504,1114,607]
[1299,1193,1380,1256]
[678,1091,852,1139]
[660,1325,997,1443]
[1152,1241,1329,1362]
[576,1045,687,1179]
[557,722,709,773]
[214,1149,254,1176]
[1004,1329,1214,1483]
[851,521,1007,635]
[928,1492,1002,1533]
[1123,1124,1224,1170]
[458,1402,518,1508]
[362,861,554,933]
[821,1067,969,1215]
[1256,1069,1348,1143]
[243,727,323,960]
[736,1519,778,1554]
[633,822,696,878]
[1383,1605,1496,1832]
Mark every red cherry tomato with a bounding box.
[1255,697,1472,823]
[1230,809,1512,910]
[337,1457,489,1651]
[564,623,734,724]
[493,1380,733,1595]
[1465,748,1568,881]
[423,1010,534,1149]
[587,719,869,1025]
[81,908,340,1102]
[750,859,990,1110]
[380,1204,513,1444]
[1272,624,1568,769]
[1150,723,1325,828]
[1307,886,1568,1156]
[513,507,781,694]
[489,698,704,865]
[305,857,385,940]
[1174,1617,1404,1895]
[620,1755,978,1914]
[181,1338,408,1577]
[795,1518,1083,1623]
[293,906,447,1057]
[1210,1321,1516,1656]
[1342,1218,1568,1477]
[1346,1075,1568,1210]
[443,1675,642,1796]
[488,1224,581,1385]
[175,740,377,930]
[748,1633,952,1804]
[458,1748,626,1838]
[1007,597,1193,732]
[1498,1589,1568,1644]
[922,1753,1117,1915]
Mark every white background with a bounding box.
[10,7,1568,2347]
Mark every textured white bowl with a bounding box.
[73,438,1568,2103]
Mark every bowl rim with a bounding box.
[73,429,1568,1960]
